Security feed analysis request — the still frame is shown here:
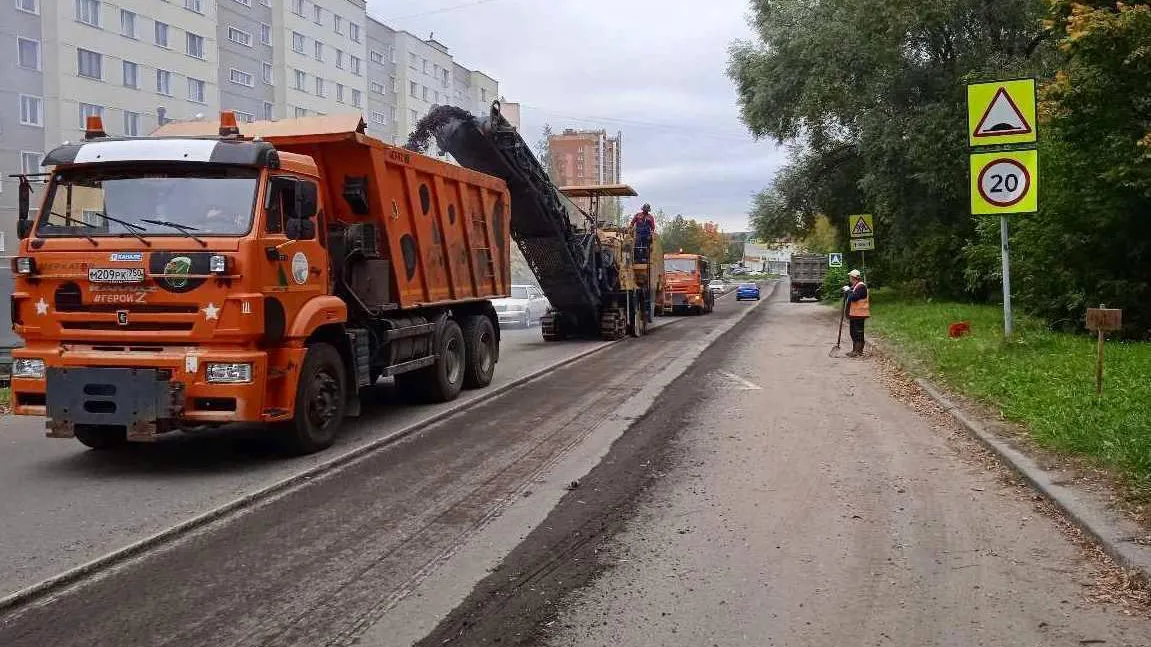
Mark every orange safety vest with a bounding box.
[848,282,870,318]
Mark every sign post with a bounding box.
[847,214,874,279]
[1085,306,1122,397]
[967,79,1038,339]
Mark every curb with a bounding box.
[0,320,689,616]
[868,338,1151,581]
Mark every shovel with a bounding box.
[828,292,848,358]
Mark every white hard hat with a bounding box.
[848,269,861,278]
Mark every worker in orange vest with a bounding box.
[630,204,656,263]
[842,269,869,357]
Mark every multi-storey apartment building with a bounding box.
[548,129,625,221]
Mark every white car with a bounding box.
[708,280,727,294]
[493,285,550,328]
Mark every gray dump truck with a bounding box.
[789,253,829,302]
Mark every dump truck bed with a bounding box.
[790,254,828,284]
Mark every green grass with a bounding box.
[0,388,9,411]
[870,289,1151,497]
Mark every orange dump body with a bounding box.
[9,115,511,434]
[660,253,713,314]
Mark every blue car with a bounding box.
[735,283,760,301]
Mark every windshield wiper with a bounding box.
[140,219,207,247]
[81,211,153,246]
[48,211,98,246]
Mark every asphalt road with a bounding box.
[0,323,614,599]
[0,291,755,647]
[412,288,1151,647]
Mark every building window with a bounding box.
[21,152,42,175]
[292,31,305,54]
[391,76,398,93]
[234,110,254,123]
[349,23,360,43]
[333,14,343,34]
[75,0,99,26]
[336,83,344,103]
[291,0,304,16]
[262,101,274,120]
[389,106,397,123]
[120,10,136,38]
[294,106,308,118]
[78,103,104,128]
[184,0,204,14]
[16,0,38,15]
[314,77,325,97]
[422,86,429,101]
[262,62,273,85]
[409,52,418,68]
[260,23,271,45]
[335,49,344,69]
[370,50,383,65]
[155,21,169,47]
[187,77,206,103]
[17,38,40,70]
[350,56,361,76]
[370,81,383,94]
[442,69,449,86]
[351,89,362,108]
[186,33,205,59]
[156,69,172,95]
[228,27,252,47]
[410,109,418,123]
[19,94,43,126]
[293,69,306,91]
[410,81,417,97]
[77,49,103,80]
[481,88,488,103]
[314,41,324,61]
[233,0,252,5]
[313,4,322,24]
[230,68,253,87]
[123,111,140,136]
[422,60,429,75]
[122,60,139,88]
[370,111,385,125]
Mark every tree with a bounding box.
[535,124,559,183]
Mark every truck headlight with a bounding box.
[13,257,35,275]
[206,363,252,384]
[209,255,230,274]
[12,358,45,379]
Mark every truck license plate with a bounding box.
[88,267,145,284]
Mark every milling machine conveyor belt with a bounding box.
[408,104,604,325]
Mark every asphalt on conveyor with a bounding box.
[0,293,754,647]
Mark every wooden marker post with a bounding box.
[1085,306,1122,396]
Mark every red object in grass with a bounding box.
[948,322,971,338]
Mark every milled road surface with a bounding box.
[415,288,1151,647]
[0,324,609,598]
[0,294,752,647]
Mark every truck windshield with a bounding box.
[665,259,698,273]
[36,166,259,237]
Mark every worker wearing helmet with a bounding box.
[630,203,656,263]
[841,269,869,357]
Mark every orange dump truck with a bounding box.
[658,253,714,315]
[8,112,510,454]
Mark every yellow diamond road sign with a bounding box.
[970,149,1039,215]
[848,214,873,238]
[967,79,1037,147]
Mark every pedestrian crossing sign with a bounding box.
[848,214,874,239]
[829,253,844,268]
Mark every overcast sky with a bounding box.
[367,0,787,233]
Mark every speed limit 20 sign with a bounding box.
[969,149,1039,215]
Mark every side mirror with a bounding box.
[17,178,32,240]
[296,181,318,221]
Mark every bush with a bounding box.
[822,266,849,301]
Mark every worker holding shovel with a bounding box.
[842,269,869,357]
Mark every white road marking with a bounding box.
[715,370,762,391]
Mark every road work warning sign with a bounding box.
[967,79,1036,147]
[848,214,874,238]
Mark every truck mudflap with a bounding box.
[45,367,185,441]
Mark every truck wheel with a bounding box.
[74,424,127,450]
[407,319,466,402]
[462,315,497,389]
[279,342,346,455]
